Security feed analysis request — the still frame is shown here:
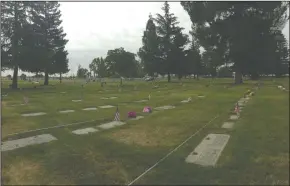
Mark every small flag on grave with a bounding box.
[114,106,120,121]
[234,103,239,114]
[23,96,29,104]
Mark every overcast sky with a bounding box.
[2,2,289,76]
[58,2,193,75]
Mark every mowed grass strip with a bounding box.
[2,78,276,185]
[131,82,289,185]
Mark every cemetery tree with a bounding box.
[154,2,185,82]
[170,29,189,80]
[138,14,160,77]
[105,47,138,78]
[1,1,30,89]
[272,31,289,77]
[28,1,68,85]
[186,25,202,79]
[20,73,27,80]
[89,58,98,77]
[51,47,69,83]
[181,2,289,83]
[77,65,89,78]
[96,57,107,78]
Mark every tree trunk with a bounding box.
[44,69,49,85]
[11,65,18,89]
[167,72,171,82]
[234,71,243,84]
[59,72,62,83]
[178,74,182,80]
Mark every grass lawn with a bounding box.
[1,78,289,185]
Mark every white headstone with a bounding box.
[185,134,230,166]
[222,122,235,129]
[99,105,114,109]
[72,127,99,135]
[82,107,97,111]
[98,121,125,130]
[59,110,75,113]
[1,134,57,152]
[230,115,239,120]
[22,112,46,117]
[72,100,82,102]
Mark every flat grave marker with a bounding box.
[155,105,176,110]
[72,127,99,135]
[72,100,82,102]
[221,122,235,129]
[135,100,148,103]
[230,115,239,120]
[185,134,230,166]
[59,110,75,113]
[1,134,57,152]
[98,121,126,130]
[22,112,46,117]
[99,105,115,109]
[82,107,97,111]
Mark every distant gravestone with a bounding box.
[72,128,99,135]
[59,110,75,113]
[229,115,239,120]
[222,122,235,129]
[99,105,114,109]
[22,112,46,117]
[97,121,125,130]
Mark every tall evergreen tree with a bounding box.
[51,47,69,83]
[28,1,68,85]
[185,25,202,79]
[154,2,185,82]
[138,14,160,77]
[170,29,188,80]
[1,1,29,88]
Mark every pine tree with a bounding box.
[138,14,160,77]
[154,2,185,82]
[28,1,68,85]
[1,1,30,89]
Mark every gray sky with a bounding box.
[2,2,289,76]
[59,2,193,75]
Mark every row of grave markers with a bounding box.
[2,95,196,151]
[19,94,202,117]
[185,89,255,167]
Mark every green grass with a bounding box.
[1,78,289,185]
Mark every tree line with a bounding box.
[88,2,289,83]
[2,2,289,87]
[1,1,69,88]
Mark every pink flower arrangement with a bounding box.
[128,111,137,118]
[143,106,152,113]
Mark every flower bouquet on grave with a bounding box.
[143,106,152,113]
[128,111,137,118]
